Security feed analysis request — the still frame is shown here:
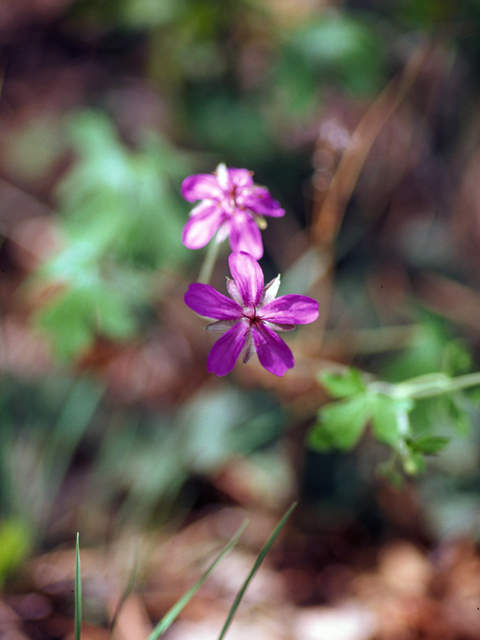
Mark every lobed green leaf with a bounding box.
[371,395,413,446]
[319,368,366,399]
[310,394,371,451]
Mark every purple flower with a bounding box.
[181,163,285,259]
[184,252,319,377]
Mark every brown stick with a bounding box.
[305,40,438,350]
[311,40,437,249]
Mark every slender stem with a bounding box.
[198,240,221,285]
[394,371,480,400]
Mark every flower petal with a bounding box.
[252,324,294,376]
[181,203,225,250]
[260,295,319,324]
[215,163,230,191]
[184,283,241,320]
[226,277,244,306]
[207,321,249,376]
[228,168,254,189]
[264,321,296,332]
[242,331,255,364]
[181,173,221,202]
[206,320,239,332]
[239,187,285,217]
[261,275,281,305]
[216,220,231,243]
[228,252,264,307]
[229,212,264,260]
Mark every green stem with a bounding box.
[198,240,221,285]
[394,371,480,400]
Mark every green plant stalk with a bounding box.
[145,519,248,640]
[75,533,82,640]
[198,238,221,284]
[217,502,297,640]
[389,371,480,400]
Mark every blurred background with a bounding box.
[2,0,480,638]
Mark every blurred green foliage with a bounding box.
[381,318,476,441]
[380,316,473,382]
[182,9,391,163]
[283,15,386,97]
[93,386,285,525]
[0,376,103,530]
[310,320,480,478]
[0,371,286,538]
[70,0,186,27]
[32,111,190,359]
[310,368,415,451]
[0,519,33,587]
[57,113,188,268]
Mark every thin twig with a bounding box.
[311,40,437,248]
[307,40,438,347]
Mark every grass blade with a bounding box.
[75,532,82,640]
[217,502,297,640]
[41,377,104,528]
[145,519,248,640]
[109,538,140,633]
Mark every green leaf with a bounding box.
[466,385,480,405]
[37,288,95,360]
[443,339,472,377]
[88,281,137,340]
[446,395,472,435]
[58,110,188,269]
[306,423,339,452]
[382,315,473,383]
[36,282,136,360]
[217,503,296,640]
[409,435,450,456]
[310,395,371,451]
[371,395,413,446]
[319,368,366,399]
[411,393,472,438]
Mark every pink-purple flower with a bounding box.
[184,252,319,376]
[181,163,285,259]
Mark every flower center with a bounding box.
[227,183,249,215]
[243,305,262,328]
[228,185,239,213]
